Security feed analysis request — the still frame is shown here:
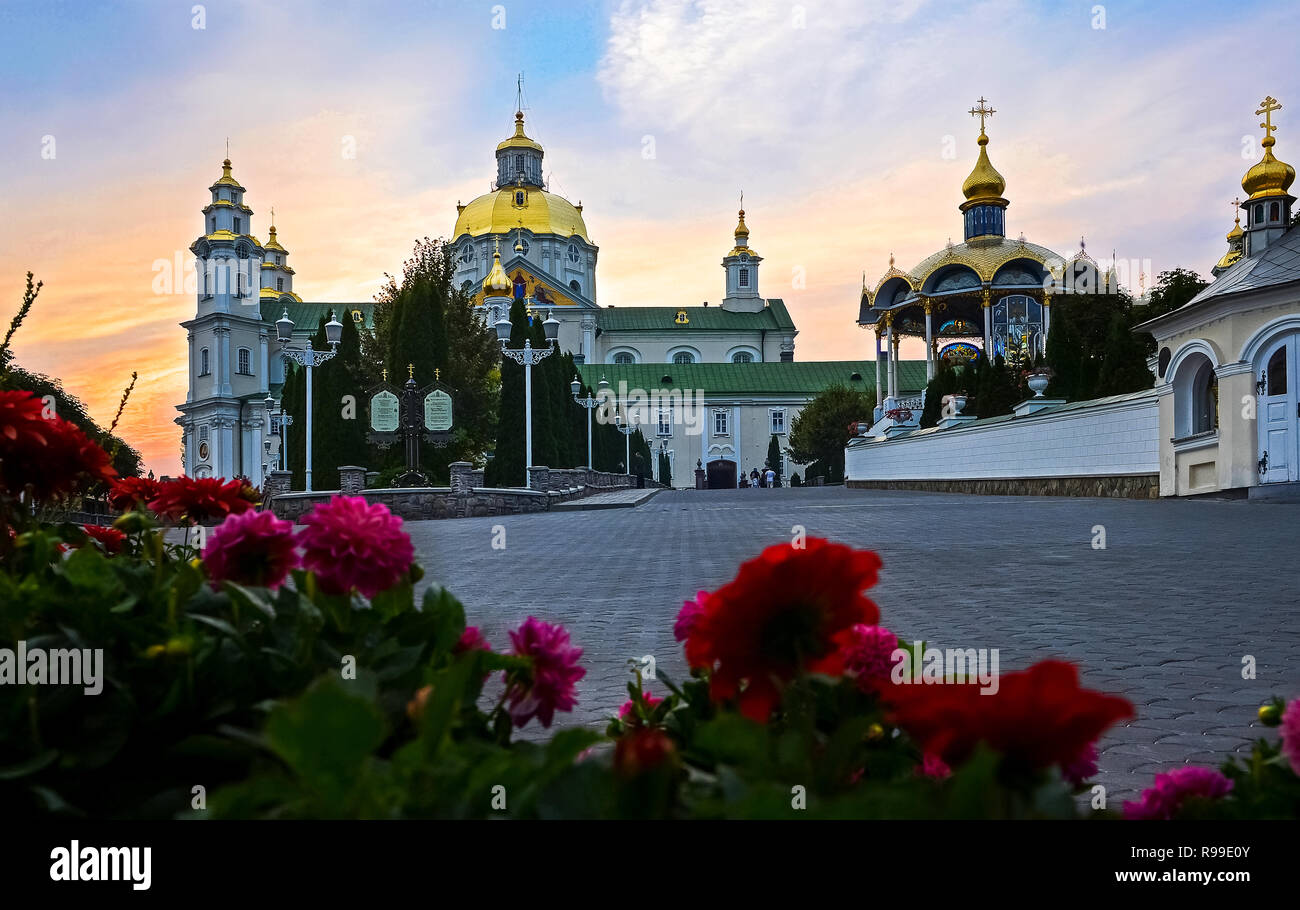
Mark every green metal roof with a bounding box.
[577,359,926,396]
[259,300,376,331]
[595,299,796,333]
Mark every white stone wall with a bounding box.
[845,393,1160,482]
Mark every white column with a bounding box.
[305,363,315,493]
[210,421,222,479]
[524,355,533,484]
[874,330,883,408]
[885,321,895,400]
[220,329,231,396]
[259,332,269,394]
[211,334,221,399]
[187,333,195,403]
[924,304,934,382]
[1042,299,1051,353]
[251,417,264,486]
[983,304,992,356]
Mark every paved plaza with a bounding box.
[407,486,1300,799]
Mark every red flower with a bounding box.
[108,476,161,512]
[202,508,299,589]
[0,390,116,501]
[613,727,677,777]
[503,616,586,729]
[148,476,257,524]
[881,659,1133,770]
[683,538,882,722]
[81,524,125,554]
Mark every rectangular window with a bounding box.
[770,408,785,435]
[233,217,242,233]
[277,277,283,291]
[657,407,673,437]
[237,348,252,375]
[739,268,749,288]
[713,409,729,436]
[199,347,210,376]
[199,425,209,442]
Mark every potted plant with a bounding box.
[1024,354,1053,398]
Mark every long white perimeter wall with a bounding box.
[845,391,1160,481]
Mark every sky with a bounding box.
[1,0,1297,475]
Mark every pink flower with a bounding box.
[1280,699,1300,776]
[1061,743,1100,788]
[618,691,664,722]
[202,508,299,589]
[917,753,952,780]
[454,626,491,654]
[503,617,586,729]
[841,623,900,685]
[674,591,709,643]
[1122,766,1233,820]
[297,496,414,597]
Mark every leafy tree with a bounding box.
[787,384,875,482]
[658,448,672,487]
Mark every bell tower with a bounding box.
[721,202,763,313]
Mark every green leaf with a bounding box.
[265,676,386,787]
[59,545,120,593]
[421,584,467,657]
[224,582,278,621]
[0,750,59,780]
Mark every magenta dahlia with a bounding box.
[1122,766,1233,820]
[297,496,414,597]
[1061,742,1100,788]
[618,691,664,722]
[917,753,952,780]
[1280,699,1300,776]
[503,616,586,729]
[673,591,708,643]
[841,623,900,685]
[202,508,299,589]
[454,625,491,654]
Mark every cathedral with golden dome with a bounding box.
[856,98,1102,428]
[452,108,799,367]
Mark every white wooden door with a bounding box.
[1259,332,1298,483]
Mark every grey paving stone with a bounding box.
[404,486,1300,801]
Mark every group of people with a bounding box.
[740,466,778,488]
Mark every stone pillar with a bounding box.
[528,465,549,491]
[923,299,934,382]
[449,461,474,494]
[264,470,292,500]
[338,465,367,494]
[694,460,707,490]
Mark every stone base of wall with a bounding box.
[846,474,1161,499]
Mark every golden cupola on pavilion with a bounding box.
[857,97,1074,413]
[1213,200,1245,276]
[483,239,511,294]
[1238,96,1296,258]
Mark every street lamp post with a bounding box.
[614,413,634,475]
[275,308,341,493]
[570,374,607,469]
[496,307,560,486]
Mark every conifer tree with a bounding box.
[484,294,530,487]
[766,434,783,485]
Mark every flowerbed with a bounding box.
[2,388,1298,819]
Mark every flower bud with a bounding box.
[1259,702,1283,726]
[112,510,155,534]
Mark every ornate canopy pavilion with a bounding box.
[857,99,1100,418]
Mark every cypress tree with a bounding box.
[484,293,530,487]
[766,434,783,485]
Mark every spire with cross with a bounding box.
[1257,96,1282,145]
[969,97,995,135]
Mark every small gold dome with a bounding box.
[734,208,749,240]
[1242,136,1295,200]
[962,132,1006,204]
[483,240,511,294]
[1226,214,1243,241]
[496,110,544,153]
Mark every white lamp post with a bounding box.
[497,306,559,486]
[614,412,634,475]
[276,308,341,492]
[264,393,292,472]
[570,374,606,469]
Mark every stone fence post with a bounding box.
[264,470,292,499]
[528,465,550,491]
[338,465,367,495]
[449,461,474,494]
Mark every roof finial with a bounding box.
[1231,196,1242,223]
[270,206,275,229]
[1257,95,1282,147]
[516,72,525,119]
[969,96,995,136]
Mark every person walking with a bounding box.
[765,466,775,488]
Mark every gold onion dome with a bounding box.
[962,131,1006,204]
[734,208,750,240]
[496,110,544,153]
[483,241,511,293]
[1226,213,1243,241]
[214,157,243,189]
[1242,96,1295,199]
[264,224,286,252]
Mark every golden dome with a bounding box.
[734,208,749,240]
[263,224,287,253]
[453,186,590,241]
[496,110,544,153]
[961,132,1006,206]
[483,240,511,294]
[213,158,244,189]
[1242,96,1295,200]
[1242,138,1295,200]
[1226,213,1243,242]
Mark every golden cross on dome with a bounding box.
[435,368,441,382]
[969,97,995,133]
[270,206,275,226]
[382,368,388,383]
[225,137,229,158]
[408,363,414,380]
[1232,197,1242,220]
[1257,96,1282,139]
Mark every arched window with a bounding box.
[567,243,580,263]
[614,352,634,365]
[1270,201,1281,222]
[462,279,473,292]
[732,351,754,363]
[569,279,581,293]
[1255,204,1265,225]
[237,348,252,376]
[515,191,525,205]
[673,351,695,365]
[459,243,474,264]
[200,347,210,376]
[1192,361,1218,434]
[990,295,1044,367]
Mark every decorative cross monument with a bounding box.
[367,365,455,488]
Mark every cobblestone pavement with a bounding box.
[407,486,1300,800]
